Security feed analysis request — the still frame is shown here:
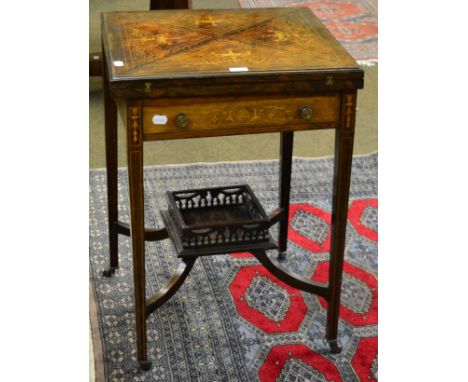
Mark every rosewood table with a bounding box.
[101,8,364,370]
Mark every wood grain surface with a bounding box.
[101,8,361,88]
[142,95,339,140]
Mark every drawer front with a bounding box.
[142,95,339,140]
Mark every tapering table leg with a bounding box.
[278,131,294,260]
[326,92,357,353]
[102,47,119,277]
[126,103,152,370]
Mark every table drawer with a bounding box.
[142,95,339,140]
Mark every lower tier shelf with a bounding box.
[161,210,277,257]
[162,184,277,257]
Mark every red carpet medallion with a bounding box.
[90,153,378,381]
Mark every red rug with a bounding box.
[90,154,378,381]
[238,0,378,64]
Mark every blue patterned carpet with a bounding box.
[90,153,378,381]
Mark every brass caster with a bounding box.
[102,268,116,277]
[328,339,342,354]
[277,251,287,261]
[139,360,153,371]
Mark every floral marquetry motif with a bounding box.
[209,105,294,125]
[128,106,141,145]
[102,8,359,81]
[343,94,356,132]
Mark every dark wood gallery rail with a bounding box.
[101,5,364,370]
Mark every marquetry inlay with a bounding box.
[344,94,354,131]
[209,105,292,125]
[144,82,152,95]
[129,106,141,144]
[102,8,358,80]
[141,95,340,140]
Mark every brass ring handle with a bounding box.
[175,113,189,128]
[299,106,313,120]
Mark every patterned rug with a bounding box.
[237,0,378,64]
[89,153,378,381]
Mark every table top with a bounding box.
[102,8,362,88]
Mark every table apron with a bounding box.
[141,95,340,141]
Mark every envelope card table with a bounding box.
[101,8,364,369]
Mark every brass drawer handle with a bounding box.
[175,113,189,128]
[299,106,313,120]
